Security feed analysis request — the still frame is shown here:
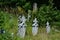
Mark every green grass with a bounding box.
[0,11,18,40]
[20,27,60,40]
[0,11,60,40]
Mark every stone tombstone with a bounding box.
[32,18,38,36]
[33,3,37,12]
[18,15,26,38]
[46,21,50,33]
[20,15,26,23]
[28,10,31,21]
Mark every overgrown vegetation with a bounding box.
[0,11,18,40]
[0,0,60,40]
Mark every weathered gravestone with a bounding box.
[28,10,31,21]
[33,3,37,11]
[18,15,27,38]
[32,18,38,36]
[46,21,50,33]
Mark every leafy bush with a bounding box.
[0,11,18,40]
[35,4,60,26]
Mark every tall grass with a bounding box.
[0,11,18,40]
[0,11,60,40]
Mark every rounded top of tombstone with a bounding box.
[33,18,38,23]
[33,3,37,6]
[33,3,37,10]
[20,15,26,22]
[46,21,49,25]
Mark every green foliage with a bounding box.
[0,0,60,40]
[35,4,60,26]
[0,11,5,28]
[23,2,31,10]
[0,11,18,40]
